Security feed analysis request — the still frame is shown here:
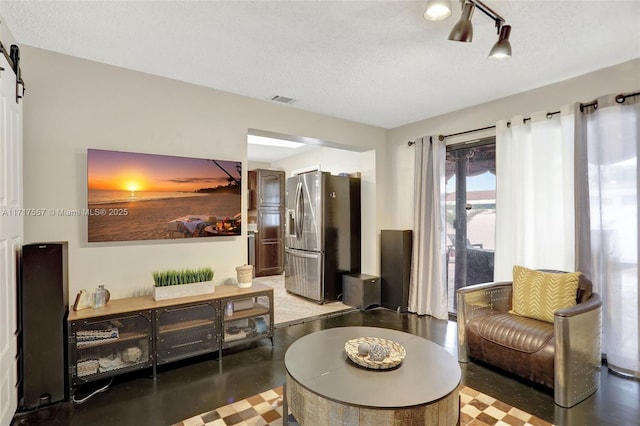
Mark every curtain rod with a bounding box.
[407,112,557,146]
[408,90,640,147]
[508,110,560,127]
[407,124,495,146]
[407,111,559,145]
[580,89,640,112]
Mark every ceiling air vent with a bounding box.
[269,95,296,104]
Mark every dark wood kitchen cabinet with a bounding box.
[248,169,285,276]
[250,169,285,208]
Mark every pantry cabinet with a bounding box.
[248,169,285,276]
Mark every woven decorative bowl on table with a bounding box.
[344,336,406,370]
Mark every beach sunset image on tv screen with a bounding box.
[87,149,241,243]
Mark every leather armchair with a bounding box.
[456,273,602,408]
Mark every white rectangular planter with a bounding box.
[153,280,215,301]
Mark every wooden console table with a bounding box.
[67,283,273,395]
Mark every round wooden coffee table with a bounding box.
[284,326,461,425]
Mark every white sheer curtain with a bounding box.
[409,136,448,319]
[494,107,577,280]
[577,94,639,378]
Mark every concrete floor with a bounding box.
[254,274,354,326]
[12,308,640,426]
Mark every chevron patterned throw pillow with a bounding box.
[511,266,580,323]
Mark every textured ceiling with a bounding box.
[1,1,640,129]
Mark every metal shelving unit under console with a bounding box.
[156,301,219,366]
[66,283,273,397]
[68,311,153,392]
[221,292,274,357]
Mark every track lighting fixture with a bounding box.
[425,0,512,59]
[448,2,475,42]
[423,0,452,21]
[488,24,512,59]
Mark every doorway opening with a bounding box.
[246,128,376,324]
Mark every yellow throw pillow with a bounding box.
[511,265,580,323]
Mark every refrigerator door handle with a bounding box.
[285,247,320,259]
[295,181,303,240]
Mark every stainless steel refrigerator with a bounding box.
[284,171,360,302]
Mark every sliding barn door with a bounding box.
[0,51,23,425]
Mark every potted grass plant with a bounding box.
[152,267,215,300]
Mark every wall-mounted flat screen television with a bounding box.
[87,149,241,243]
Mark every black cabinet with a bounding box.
[20,242,68,409]
[342,274,380,310]
[380,230,412,312]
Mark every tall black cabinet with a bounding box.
[380,230,412,312]
[19,242,68,409]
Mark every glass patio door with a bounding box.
[446,139,496,313]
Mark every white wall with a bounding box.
[247,160,271,170]
[271,146,378,274]
[384,58,640,230]
[20,45,639,302]
[21,46,386,302]
[271,145,365,177]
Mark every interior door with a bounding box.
[0,52,24,425]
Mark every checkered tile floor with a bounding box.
[174,385,552,426]
[459,386,552,426]
[175,387,284,426]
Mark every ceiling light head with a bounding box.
[448,2,475,42]
[489,24,512,59]
[424,0,452,21]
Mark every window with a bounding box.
[445,139,496,313]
